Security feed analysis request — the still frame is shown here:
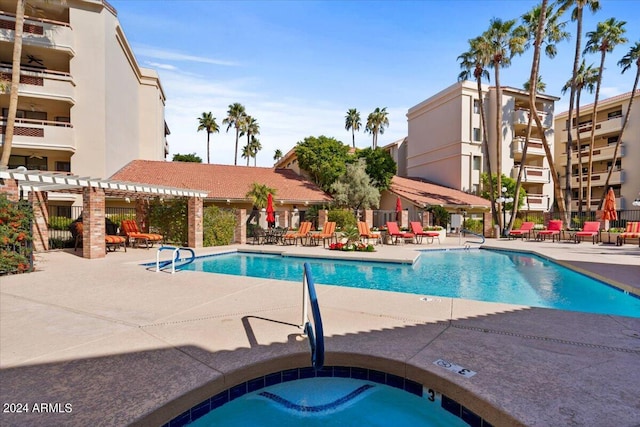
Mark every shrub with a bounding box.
[48,237,73,249]
[463,219,483,234]
[427,205,449,227]
[48,216,74,230]
[149,197,188,245]
[328,209,357,230]
[0,195,33,274]
[204,206,235,246]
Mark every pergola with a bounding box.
[0,168,209,258]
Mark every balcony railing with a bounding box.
[0,12,74,54]
[512,136,546,157]
[511,165,551,183]
[559,116,623,143]
[525,193,550,211]
[572,169,624,187]
[513,109,552,129]
[0,117,75,152]
[0,66,74,104]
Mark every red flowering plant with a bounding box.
[327,225,375,252]
[0,194,33,275]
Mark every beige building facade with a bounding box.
[0,0,168,183]
[554,90,640,211]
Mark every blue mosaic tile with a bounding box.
[229,383,247,401]
[350,367,368,380]
[299,366,316,379]
[168,410,191,427]
[316,366,334,377]
[442,395,462,417]
[403,379,423,396]
[248,376,265,392]
[210,391,228,410]
[385,373,404,390]
[282,368,299,382]
[482,419,494,427]
[265,372,282,387]
[462,406,482,427]
[368,369,386,384]
[190,400,210,422]
[333,366,351,378]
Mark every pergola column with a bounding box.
[0,178,20,201]
[234,209,246,244]
[363,209,373,228]
[28,191,49,251]
[187,196,203,248]
[483,211,493,238]
[82,187,106,259]
[318,209,328,228]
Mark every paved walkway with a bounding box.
[0,238,638,426]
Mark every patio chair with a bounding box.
[508,222,535,240]
[73,221,126,253]
[409,221,440,244]
[536,220,562,242]
[282,222,311,246]
[358,222,382,245]
[574,221,600,244]
[385,221,415,245]
[250,227,267,245]
[120,219,163,248]
[314,222,337,248]
[616,222,640,247]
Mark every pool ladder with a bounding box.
[460,228,485,248]
[301,263,325,370]
[155,246,196,274]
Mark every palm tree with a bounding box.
[365,107,389,149]
[196,112,219,164]
[458,36,498,227]
[241,144,252,166]
[0,0,26,168]
[273,149,283,162]
[583,17,627,212]
[482,18,527,231]
[556,0,600,222]
[240,115,260,162]
[345,108,361,148]
[598,41,640,209]
[249,136,262,167]
[222,103,246,166]
[245,182,276,209]
[561,60,598,215]
[523,75,547,93]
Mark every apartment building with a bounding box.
[0,0,168,182]
[554,90,640,211]
[406,80,558,212]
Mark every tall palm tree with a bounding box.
[0,0,26,168]
[345,108,361,148]
[241,144,252,166]
[583,17,627,212]
[222,103,246,166]
[458,36,498,227]
[249,136,262,167]
[598,41,640,209]
[273,149,283,162]
[556,0,600,223]
[365,107,389,150]
[482,18,527,231]
[561,61,598,215]
[196,112,219,164]
[523,75,546,93]
[245,182,276,209]
[240,115,260,161]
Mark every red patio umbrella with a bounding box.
[395,197,403,222]
[266,193,275,227]
[602,188,617,228]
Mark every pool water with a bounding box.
[187,378,469,427]
[183,250,640,317]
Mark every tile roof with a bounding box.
[110,160,332,203]
[390,176,490,209]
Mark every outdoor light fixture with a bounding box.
[496,186,514,237]
[633,193,640,207]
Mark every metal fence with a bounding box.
[518,209,640,229]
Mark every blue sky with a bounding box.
[110,0,640,167]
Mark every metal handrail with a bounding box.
[461,228,485,245]
[155,246,195,274]
[301,262,325,370]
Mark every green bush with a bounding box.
[204,206,235,246]
[0,195,33,274]
[48,216,74,230]
[49,237,73,249]
[463,219,483,234]
[107,212,136,228]
[149,197,188,245]
[427,205,449,227]
[328,209,357,230]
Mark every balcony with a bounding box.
[559,116,623,143]
[512,136,546,158]
[570,197,625,211]
[557,143,625,164]
[0,12,74,55]
[513,108,552,129]
[572,169,625,187]
[524,193,550,211]
[0,117,75,152]
[0,65,74,104]
[511,165,551,183]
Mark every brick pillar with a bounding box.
[400,210,408,229]
[28,191,49,251]
[318,209,328,227]
[0,178,20,201]
[543,212,551,227]
[234,209,246,244]
[187,196,203,248]
[135,198,150,231]
[82,187,105,259]
[363,209,373,228]
[483,211,493,238]
[422,211,431,227]
[278,210,288,228]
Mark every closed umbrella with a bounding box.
[602,187,617,230]
[395,197,403,222]
[266,193,275,228]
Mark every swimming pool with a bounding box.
[182,250,640,317]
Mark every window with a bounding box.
[55,161,71,172]
[607,110,622,119]
[607,136,619,145]
[2,108,47,121]
[606,160,621,171]
[472,184,479,195]
[473,128,481,142]
[473,100,480,114]
[472,156,481,170]
[8,155,48,170]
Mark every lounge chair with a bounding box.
[73,221,127,252]
[616,222,640,247]
[385,221,415,244]
[409,221,440,244]
[574,221,600,244]
[282,222,311,246]
[120,219,163,248]
[508,222,535,240]
[358,222,382,245]
[314,222,337,248]
[536,220,562,242]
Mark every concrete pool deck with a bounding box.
[0,238,638,426]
